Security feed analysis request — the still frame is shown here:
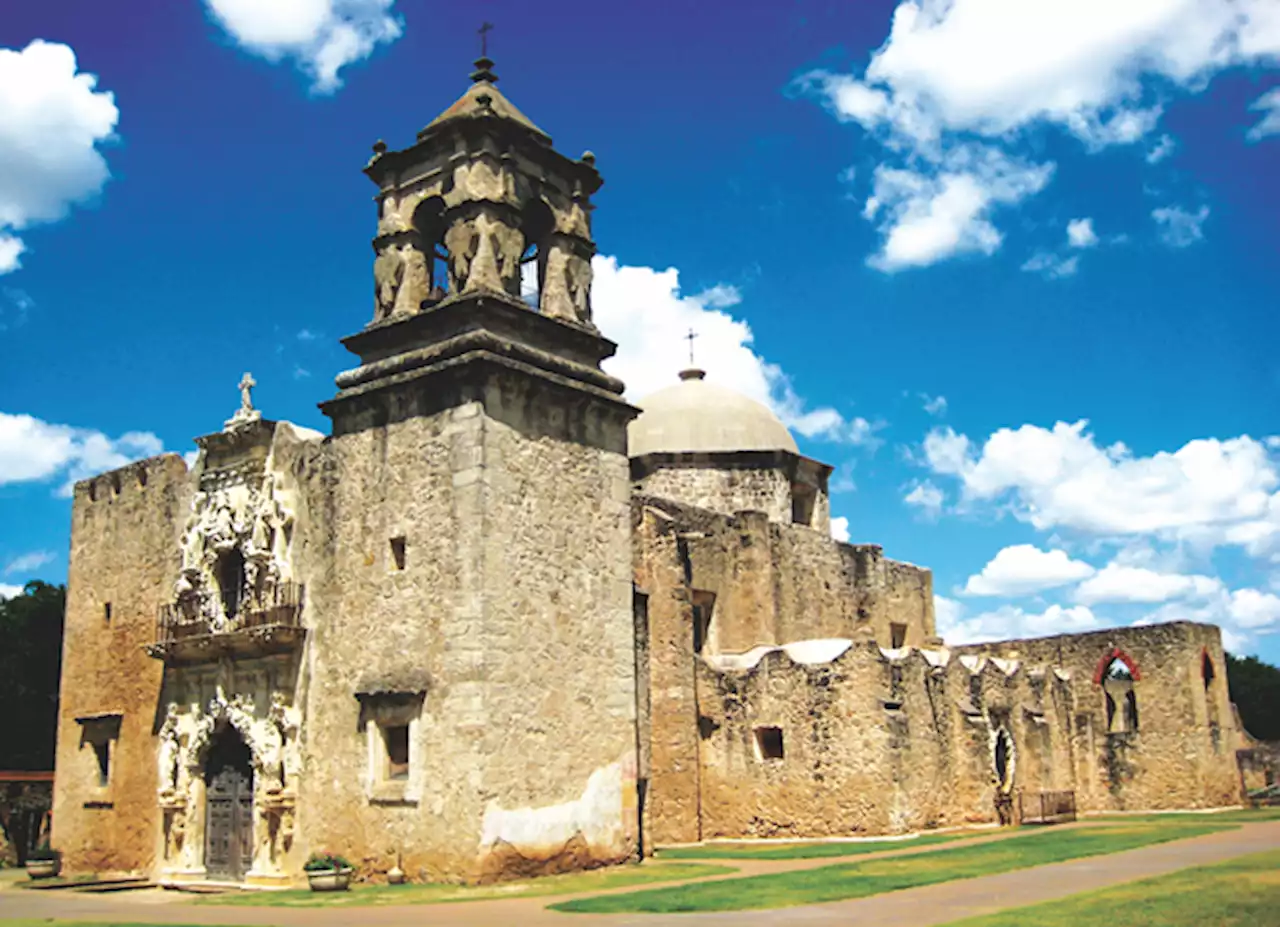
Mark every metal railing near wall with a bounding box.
[1018,789,1077,825]
[155,581,304,646]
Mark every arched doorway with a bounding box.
[993,727,1016,825]
[204,727,254,880]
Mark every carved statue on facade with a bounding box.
[373,240,406,320]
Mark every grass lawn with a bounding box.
[1090,806,1280,826]
[551,820,1235,914]
[198,860,733,907]
[939,848,1280,927]
[658,831,963,860]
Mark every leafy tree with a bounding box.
[0,581,65,770]
[1226,652,1280,742]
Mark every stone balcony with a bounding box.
[147,583,306,664]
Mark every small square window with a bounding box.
[384,724,409,780]
[93,741,111,787]
[390,536,407,571]
[754,726,785,761]
[104,602,112,623]
[890,623,907,648]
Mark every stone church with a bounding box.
[52,57,1249,887]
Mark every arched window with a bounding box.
[994,728,1014,792]
[518,198,555,309]
[1202,650,1216,691]
[411,196,449,304]
[1101,656,1138,734]
[216,549,245,620]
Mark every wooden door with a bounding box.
[205,764,253,879]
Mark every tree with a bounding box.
[0,581,65,770]
[1226,652,1280,742]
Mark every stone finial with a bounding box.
[224,371,262,431]
[372,139,387,156]
[580,151,596,166]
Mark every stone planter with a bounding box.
[306,867,353,892]
[25,859,61,880]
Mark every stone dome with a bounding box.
[628,369,799,457]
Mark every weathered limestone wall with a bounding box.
[952,623,1241,812]
[311,369,637,883]
[636,467,793,526]
[53,455,190,875]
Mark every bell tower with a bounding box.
[314,57,640,881]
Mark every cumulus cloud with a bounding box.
[904,479,945,516]
[963,544,1096,597]
[921,393,947,416]
[203,0,403,94]
[797,0,1280,270]
[938,599,1101,645]
[1074,563,1222,605]
[0,584,24,600]
[0,40,119,274]
[0,412,164,496]
[590,256,882,446]
[1146,133,1177,163]
[4,550,55,576]
[1021,251,1079,280]
[1152,204,1210,247]
[1066,218,1099,249]
[830,516,851,543]
[919,421,1280,558]
[1247,87,1280,141]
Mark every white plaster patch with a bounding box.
[480,762,623,855]
[785,638,854,664]
[920,647,951,667]
[878,646,910,661]
[959,654,986,674]
[1053,668,1073,682]
[991,658,1020,676]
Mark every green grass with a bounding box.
[551,821,1235,914]
[939,848,1280,927]
[1090,806,1280,825]
[658,831,963,860]
[198,860,733,907]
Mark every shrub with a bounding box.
[27,842,61,863]
[304,851,352,872]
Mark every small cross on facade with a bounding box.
[238,372,257,413]
[685,328,699,366]
[478,22,494,57]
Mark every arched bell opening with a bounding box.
[216,549,245,621]
[411,196,449,306]
[993,727,1015,794]
[1101,657,1139,734]
[518,198,555,310]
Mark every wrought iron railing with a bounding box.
[1018,789,1077,824]
[155,581,304,646]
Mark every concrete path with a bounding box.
[0,820,1275,926]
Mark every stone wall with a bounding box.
[52,455,190,875]
[309,367,637,883]
[636,467,793,526]
[953,623,1242,813]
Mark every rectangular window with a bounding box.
[791,485,817,526]
[890,623,907,648]
[754,726,785,761]
[390,536,407,571]
[691,590,716,654]
[384,724,410,780]
[104,602,112,623]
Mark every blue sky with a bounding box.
[2,0,1279,661]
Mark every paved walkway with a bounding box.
[1,820,1276,926]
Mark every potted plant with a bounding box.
[25,843,62,880]
[304,851,353,892]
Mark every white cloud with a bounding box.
[1146,133,1177,163]
[921,393,947,416]
[183,450,200,470]
[1,287,33,331]
[1228,588,1280,629]
[1247,87,1280,141]
[4,550,55,576]
[963,544,1096,597]
[831,516,851,543]
[938,599,1101,645]
[1074,563,1222,604]
[1021,251,1079,279]
[203,0,403,94]
[864,147,1053,271]
[1152,204,1210,247]
[1066,218,1098,249]
[0,40,119,275]
[0,583,24,600]
[798,0,1280,270]
[591,256,881,446]
[904,479,945,517]
[296,328,319,341]
[0,412,163,496]
[920,421,1280,559]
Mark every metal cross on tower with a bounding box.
[685,328,699,366]
[478,22,494,57]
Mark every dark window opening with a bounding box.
[1202,652,1216,690]
[692,590,716,654]
[890,622,907,649]
[216,549,245,619]
[1105,691,1117,731]
[93,741,111,787]
[137,468,148,488]
[994,729,1012,790]
[103,602,112,623]
[754,726,785,761]
[791,484,817,526]
[883,700,904,711]
[1125,689,1140,732]
[390,536,407,571]
[110,473,122,496]
[384,724,409,780]
[411,196,449,305]
[1103,657,1138,733]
